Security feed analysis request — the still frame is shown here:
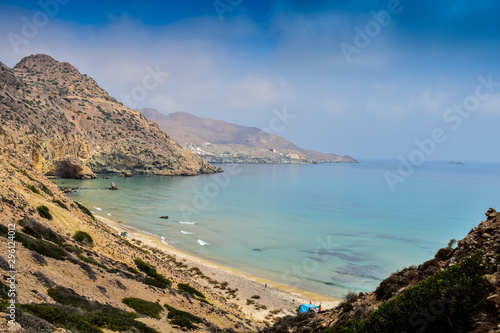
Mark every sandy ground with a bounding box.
[96,215,340,321]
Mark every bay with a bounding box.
[54,159,500,297]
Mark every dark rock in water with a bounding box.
[486,208,498,220]
[103,176,110,179]
[109,182,118,190]
[160,216,169,219]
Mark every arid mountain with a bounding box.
[140,108,357,164]
[0,54,220,178]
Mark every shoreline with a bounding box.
[95,214,340,318]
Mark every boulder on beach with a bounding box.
[109,182,118,190]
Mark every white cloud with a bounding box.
[479,93,500,115]
[227,75,289,108]
[1,4,500,161]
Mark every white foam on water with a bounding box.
[181,231,194,235]
[179,221,197,225]
[197,239,208,246]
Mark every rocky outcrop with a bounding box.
[0,55,221,178]
[109,182,118,190]
[50,154,96,179]
[486,207,498,220]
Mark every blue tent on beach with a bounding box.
[299,304,320,313]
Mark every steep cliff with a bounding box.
[0,54,221,178]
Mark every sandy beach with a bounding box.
[96,214,340,321]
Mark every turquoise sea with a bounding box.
[54,160,500,298]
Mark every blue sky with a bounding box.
[1,0,499,162]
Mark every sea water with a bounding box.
[54,160,500,298]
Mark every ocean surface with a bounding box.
[53,160,500,298]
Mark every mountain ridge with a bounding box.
[140,108,357,164]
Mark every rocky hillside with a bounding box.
[0,146,266,332]
[263,209,500,333]
[140,109,357,164]
[0,54,221,178]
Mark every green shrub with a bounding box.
[36,205,52,220]
[75,202,95,220]
[0,224,9,238]
[21,304,102,333]
[0,281,9,300]
[343,290,359,304]
[155,274,172,286]
[16,233,66,261]
[25,184,40,195]
[328,255,490,333]
[48,286,94,311]
[134,258,157,276]
[122,298,163,319]
[126,265,139,274]
[108,268,134,279]
[134,259,171,287]
[40,183,53,196]
[178,283,206,299]
[19,218,65,245]
[46,287,159,332]
[165,305,202,330]
[53,199,68,210]
[73,231,93,245]
[30,239,66,260]
[63,244,82,254]
[83,308,158,333]
[77,255,108,271]
[144,277,169,289]
[20,169,36,181]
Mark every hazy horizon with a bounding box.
[1,0,499,162]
